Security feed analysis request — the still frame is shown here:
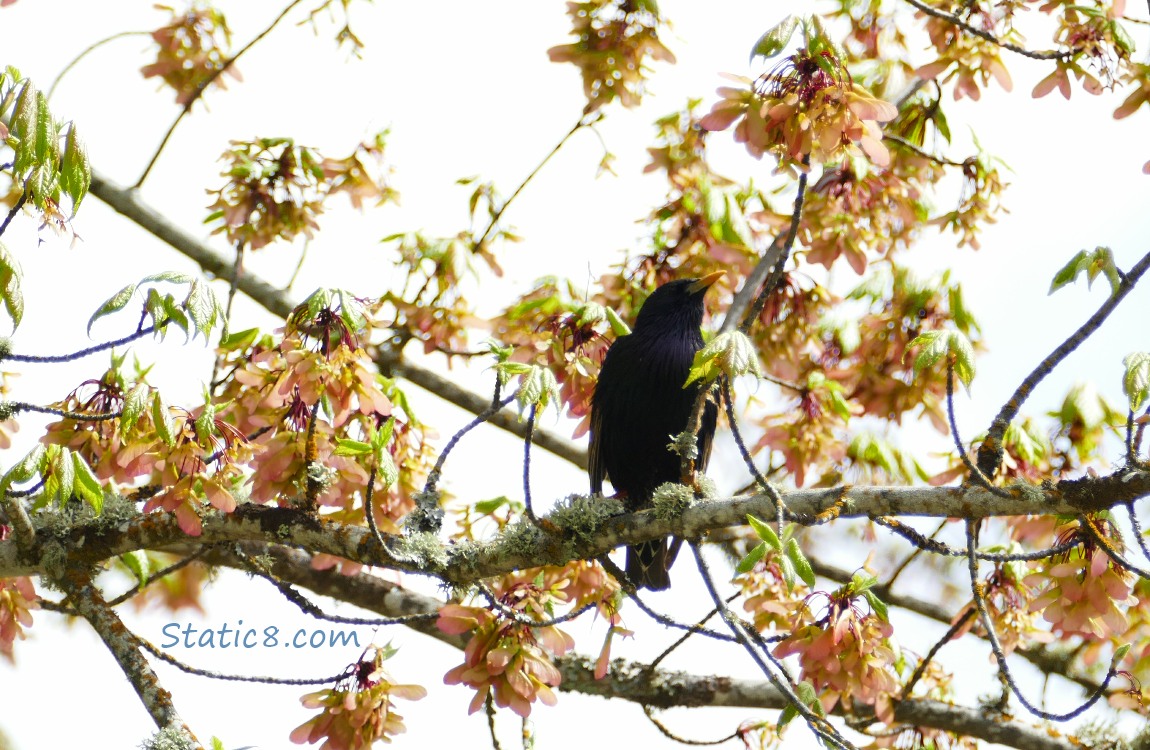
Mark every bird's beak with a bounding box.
[687,271,725,294]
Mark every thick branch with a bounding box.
[6,470,1148,580]
[59,569,200,747]
[206,540,1081,750]
[87,169,588,469]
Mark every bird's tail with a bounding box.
[626,538,682,591]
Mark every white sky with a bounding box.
[1,1,1149,749]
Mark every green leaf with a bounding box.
[219,327,260,351]
[736,541,768,573]
[53,446,75,506]
[474,496,512,515]
[10,80,39,174]
[513,364,561,416]
[32,90,57,167]
[371,416,397,463]
[377,451,399,488]
[746,514,781,550]
[778,681,821,730]
[59,123,91,214]
[120,383,149,437]
[1113,642,1132,662]
[1123,352,1150,412]
[88,281,139,334]
[184,279,218,342]
[1049,247,1122,297]
[909,329,976,389]
[864,590,889,622]
[604,307,631,337]
[151,392,175,447]
[778,552,797,592]
[785,538,816,587]
[0,242,25,331]
[334,438,373,457]
[750,15,797,61]
[684,331,762,387]
[72,452,104,513]
[0,444,46,495]
[120,551,151,590]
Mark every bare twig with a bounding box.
[134,0,308,187]
[977,249,1150,477]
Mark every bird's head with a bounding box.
[632,271,724,334]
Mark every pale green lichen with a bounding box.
[32,492,139,537]
[391,531,448,570]
[1007,479,1045,504]
[1076,718,1134,750]
[549,493,624,543]
[694,475,718,500]
[651,482,695,520]
[495,519,546,558]
[666,430,699,461]
[139,725,196,750]
[404,489,444,534]
[305,461,337,495]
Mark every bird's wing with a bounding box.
[588,401,606,494]
[696,384,720,472]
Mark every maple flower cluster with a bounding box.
[1025,517,1136,639]
[700,49,898,172]
[291,646,427,750]
[141,3,237,105]
[773,581,900,722]
[0,576,37,662]
[547,0,675,111]
[437,571,582,717]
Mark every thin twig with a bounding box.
[884,133,969,168]
[470,113,600,255]
[134,0,308,187]
[47,30,152,100]
[690,543,859,750]
[6,402,122,421]
[899,608,974,700]
[962,520,1120,722]
[61,570,199,744]
[139,638,351,685]
[977,249,1150,477]
[901,0,1070,60]
[423,382,514,493]
[5,323,162,363]
[946,360,1011,497]
[0,190,28,239]
[641,704,741,746]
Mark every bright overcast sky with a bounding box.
[1,1,1149,749]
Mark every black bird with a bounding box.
[589,273,722,590]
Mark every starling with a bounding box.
[589,273,722,590]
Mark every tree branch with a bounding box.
[87,169,589,469]
[59,569,201,748]
[977,248,1150,477]
[6,469,1148,580]
[206,542,1084,750]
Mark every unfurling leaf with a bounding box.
[909,329,976,389]
[0,243,24,331]
[1123,352,1150,412]
[736,541,768,573]
[750,15,798,62]
[685,330,762,387]
[1049,247,1122,297]
[746,514,781,550]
